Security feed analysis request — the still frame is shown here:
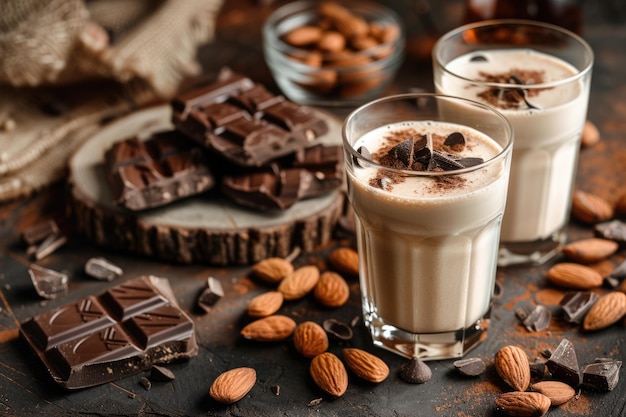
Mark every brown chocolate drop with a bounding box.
[398,357,431,384]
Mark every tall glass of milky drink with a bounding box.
[343,94,513,360]
[433,20,593,266]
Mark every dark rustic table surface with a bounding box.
[1,1,626,416]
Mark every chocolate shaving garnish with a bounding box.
[477,69,546,110]
[381,132,480,173]
[443,132,465,150]
[453,357,486,377]
[546,339,581,387]
[582,360,622,391]
[354,146,373,168]
[430,150,465,171]
[508,74,541,110]
[469,54,488,62]
[398,357,432,384]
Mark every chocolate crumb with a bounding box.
[271,384,280,396]
[150,365,175,382]
[307,398,323,407]
[140,376,152,390]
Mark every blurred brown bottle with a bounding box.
[463,0,583,34]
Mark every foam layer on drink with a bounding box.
[436,49,589,242]
[347,121,507,334]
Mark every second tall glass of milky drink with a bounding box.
[343,94,513,360]
[433,20,593,266]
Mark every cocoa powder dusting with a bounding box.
[369,128,468,191]
[477,69,547,109]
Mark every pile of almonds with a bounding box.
[544,188,626,332]
[209,246,395,403]
[279,1,401,98]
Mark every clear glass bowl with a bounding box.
[263,1,405,107]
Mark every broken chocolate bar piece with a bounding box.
[104,130,214,211]
[546,339,581,386]
[28,264,68,300]
[197,276,224,313]
[172,68,328,167]
[222,144,342,210]
[85,257,124,281]
[582,360,622,391]
[32,233,67,261]
[525,305,552,332]
[22,220,60,246]
[594,220,626,244]
[560,291,599,324]
[19,275,197,389]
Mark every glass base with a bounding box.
[363,311,490,361]
[498,228,567,267]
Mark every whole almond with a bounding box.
[283,25,323,47]
[328,247,359,276]
[582,291,626,331]
[494,345,531,392]
[581,120,600,147]
[531,380,576,406]
[314,271,350,308]
[317,30,346,52]
[310,352,348,397]
[278,265,320,300]
[251,257,293,284]
[342,348,389,383]
[571,190,614,224]
[209,367,256,404]
[546,262,603,290]
[293,321,329,358]
[240,315,296,342]
[247,291,284,318]
[495,392,550,417]
[561,238,619,263]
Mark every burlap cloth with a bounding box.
[0,0,223,201]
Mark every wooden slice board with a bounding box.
[68,105,345,266]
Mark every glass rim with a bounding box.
[342,92,514,177]
[432,19,594,90]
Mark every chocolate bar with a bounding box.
[172,68,328,167]
[104,130,215,211]
[20,275,197,389]
[221,144,343,210]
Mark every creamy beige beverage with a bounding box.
[436,49,589,245]
[347,121,508,334]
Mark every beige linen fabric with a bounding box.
[0,0,223,201]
